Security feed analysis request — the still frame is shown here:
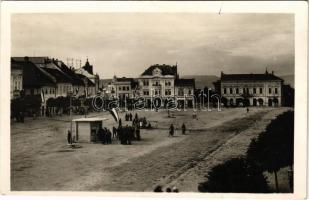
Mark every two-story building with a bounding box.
[215,70,283,107]
[107,76,138,99]
[11,62,23,99]
[137,64,195,107]
[138,64,178,99]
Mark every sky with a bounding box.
[11,13,294,79]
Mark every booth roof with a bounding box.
[72,117,108,122]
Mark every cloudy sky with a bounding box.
[12,13,294,78]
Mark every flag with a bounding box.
[41,90,45,103]
[109,108,119,122]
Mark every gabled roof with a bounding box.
[11,62,23,70]
[141,64,177,76]
[12,56,49,64]
[76,74,95,87]
[175,78,195,87]
[116,77,134,82]
[221,73,283,82]
[11,60,56,88]
[42,67,72,83]
[53,61,85,86]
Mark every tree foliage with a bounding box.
[198,157,269,193]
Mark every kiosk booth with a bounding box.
[72,117,108,143]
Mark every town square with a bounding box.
[8,11,297,193]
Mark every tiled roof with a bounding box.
[141,64,177,76]
[116,77,134,82]
[12,56,49,64]
[76,74,95,87]
[41,68,72,83]
[221,73,283,81]
[11,62,23,70]
[175,78,195,87]
[12,60,56,88]
[53,61,85,86]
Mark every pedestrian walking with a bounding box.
[246,107,249,113]
[182,123,186,135]
[67,130,72,144]
[169,124,174,137]
[112,126,117,139]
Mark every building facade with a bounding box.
[215,71,283,107]
[137,64,195,107]
[11,62,23,99]
[106,76,137,99]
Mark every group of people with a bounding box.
[97,127,112,144]
[125,113,134,121]
[169,123,186,137]
[153,185,179,193]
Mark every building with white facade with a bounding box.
[137,64,195,107]
[11,62,23,99]
[214,71,283,107]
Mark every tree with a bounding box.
[246,111,294,192]
[198,157,269,193]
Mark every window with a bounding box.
[269,88,272,94]
[260,88,263,94]
[188,89,192,95]
[236,88,239,94]
[178,88,184,96]
[143,90,149,95]
[165,89,171,95]
[165,81,171,86]
[153,81,160,86]
[275,88,278,94]
[123,86,126,91]
[127,86,130,91]
[223,88,227,94]
[119,87,122,91]
[143,80,149,86]
[230,88,233,94]
[253,88,256,94]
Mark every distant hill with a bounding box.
[181,75,219,89]
[279,74,294,88]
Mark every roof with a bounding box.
[12,56,49,64]
[72,117,108,122]
[221,73,283,82]
[11,62,23,70]
[76,74,96,87]
[42,67,72,83]
[116,77,134,82]
[141,64,177,76]
[53,61,85,86]
[175,78,195,87]
[12,60,56,88]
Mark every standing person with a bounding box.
[107,129,112,144]
[135,113,139,121]
[246,107,249,113]
[129,113,133,121]
[118,126,123,144]
[182,123,186,135]
[118,118,122,127]
[67,130,72,144]
[112,126,117,139]
[169,124,174,137]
